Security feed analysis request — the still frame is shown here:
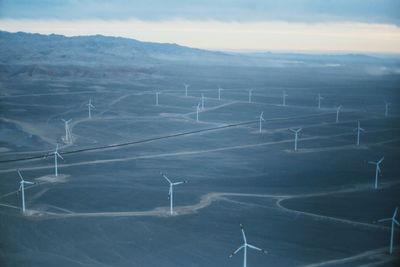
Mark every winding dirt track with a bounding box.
[6,180,395,231]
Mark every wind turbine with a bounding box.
[218,86,223,100]
[184,84,189,97]
[155,91,160,106]
[196,102,201,122]
[201,93,205,110]
[354,121,364,146]
[259,111,265,133]
[17,169,35,214]
[317,93,324,109]
[62,119,72,144]
[86,98,95,119]
[248,89,253,103]
[335,105,342,123]
[385,101,391,118]
[376,207,399,254]
[229,224,267,267]
[290,128,302,151]
[160,172,187,215]
[46,144,64,176]
[282,91,288,106]
[368,157,384,189]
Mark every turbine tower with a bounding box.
[376,207,399,254]
[335,105,342,123]
[161,172,187,215]
[218,86,223,100]
[259,111,265,133]
[368,157,384,189]
[354,121,364,146]
[201,93,205,110]
[290,128,302,151]
[229,224,267,267]
[17,169,35,214]
[184,84,189,97]
[46,144,64,176]
[317,93,324,109]
[62,119,72,144]
[155,91,160,106]
[87,98,95,119]
[248,89,253,103]
[385,101,391,118]
[282,91,288,106]
[196,102,201,122]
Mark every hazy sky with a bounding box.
[0,0,399,53]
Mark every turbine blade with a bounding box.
[24,181,35,185]
[161,173,172,184]
[247,244,267,254]
[378,218,391,223]
[173,181,186,186]
[240,224,247,243]
[57,152,64,160]
[378,157,384,164]
[394,207,398,218]
[17,169,24,181]
[229,245,244,258]
[394,219,400,226]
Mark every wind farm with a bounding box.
[0,31,399,267]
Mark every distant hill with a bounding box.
[0,31,398,81]
[0,31,230,65]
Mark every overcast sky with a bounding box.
[1,0,399,53]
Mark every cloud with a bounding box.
[0,0,399,25]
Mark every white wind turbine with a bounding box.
[259,111,265,133]
[196,102,201,122]
[184,84,189,97]
[62,119,72,144]
[46,144,64,176]
[354,121,364,146]
[87,98,95,119]
[201,93,205,110]
[335,105,342,123]
[17,169,35,214]
[248,89,253,103]
[368,156,384,189]
[376,207,399,254]
[282,91,288,106]
[161,172,187,215]
[385,101,391,118]
[317,93,324,109]
[218,86,223,100]
[290,128,302,151]
[229,224,268,267]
